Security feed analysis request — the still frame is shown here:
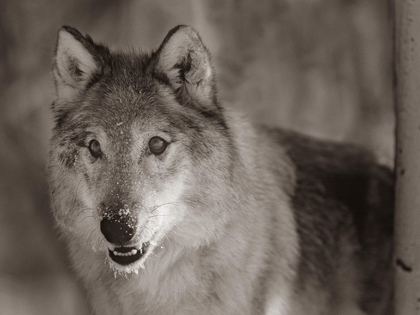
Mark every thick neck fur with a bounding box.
[66,113,298,315]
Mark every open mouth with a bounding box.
[108,242,149,266]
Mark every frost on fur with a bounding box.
[155,25,216,108]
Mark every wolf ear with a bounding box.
[53,26,100,101]
[154,25,216,107]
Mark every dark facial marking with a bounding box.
[59,148,78,169]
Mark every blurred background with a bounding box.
[0,0,393,314]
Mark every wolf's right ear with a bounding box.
[53,26,100,101]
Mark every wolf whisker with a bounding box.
[73,207,91,220]
[148,214,175,218]
[87,228,97,245]
[150,201,186,214]
[77,215,95,225]
[75,176,84,198]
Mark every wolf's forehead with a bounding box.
[82,91,177,137]
[88,82,160,122]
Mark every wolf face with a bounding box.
[48,25,237,273]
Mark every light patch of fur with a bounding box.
[48,148,104,254]
[229,110,299,315]
[264,289,292,315]
[109,171,191,274]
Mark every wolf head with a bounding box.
[48,25,238,273]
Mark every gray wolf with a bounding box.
[48,25,394,315]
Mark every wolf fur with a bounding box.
[48,25,394,315]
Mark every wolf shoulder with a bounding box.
[253,125,394,313]
[251,124,394,252]
[256,125,394,206]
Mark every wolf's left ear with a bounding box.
[154,25,217,107]
[53,26,100,101]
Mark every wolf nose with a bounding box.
[100,216,136,244]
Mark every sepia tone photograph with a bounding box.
[1,0,413,314]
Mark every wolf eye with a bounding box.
[88,140,102,159]
[149,137,168,155]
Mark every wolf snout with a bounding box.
[100,215,137,244]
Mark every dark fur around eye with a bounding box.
[149,137,168,155]
[88,139,102,159]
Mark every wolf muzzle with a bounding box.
[99,201,150,266]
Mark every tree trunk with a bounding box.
[395,0,420,314]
